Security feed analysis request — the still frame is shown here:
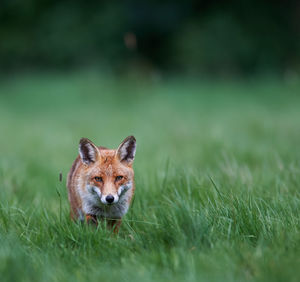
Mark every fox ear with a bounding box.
[117,136,136,165]
[79,138,100,165]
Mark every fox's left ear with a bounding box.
[117,136,136,165]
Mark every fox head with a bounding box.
[78,136,136,206]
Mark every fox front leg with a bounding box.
[85,214,98,225]
[107,219,122,234]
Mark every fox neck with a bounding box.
[77,181,133,219]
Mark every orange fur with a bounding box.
[67,136,136,233]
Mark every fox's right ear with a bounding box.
[79,138,100,165]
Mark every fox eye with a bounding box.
[115,175,123,181]
[94,176,103,182]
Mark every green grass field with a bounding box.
[0,71,299,282]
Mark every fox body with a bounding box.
[67,136,136,231]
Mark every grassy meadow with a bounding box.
[0,71,300,282]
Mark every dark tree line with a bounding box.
[0,0,299,75]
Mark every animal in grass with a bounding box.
[67,136,136,233]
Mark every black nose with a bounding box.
[106,194,114,204]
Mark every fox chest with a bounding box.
[79,188,132,220]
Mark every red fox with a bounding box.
[67,136,136,233]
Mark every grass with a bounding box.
[0,71,299,282]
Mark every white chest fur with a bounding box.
[78,182,133,219]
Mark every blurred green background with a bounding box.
[1,2,300,282]
[1,0,300,76]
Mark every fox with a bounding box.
[66,136,136,233]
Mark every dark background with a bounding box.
[1,0,300,77]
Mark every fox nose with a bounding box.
[106,194,114,204]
